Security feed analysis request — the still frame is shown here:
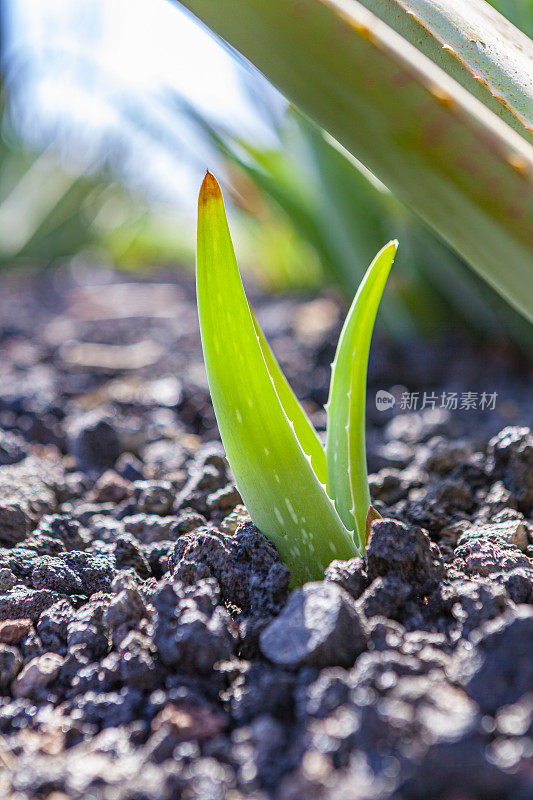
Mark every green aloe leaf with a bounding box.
[355,0,533,142]
[178,0,533,322]
[326,241,398,547]
[250,308,328,484]
[197,171,357,584]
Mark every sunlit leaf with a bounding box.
[326,241,397,546]
[197,171,357,584]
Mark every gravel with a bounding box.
[0,266,531,799]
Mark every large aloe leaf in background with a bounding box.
[178,0,533,322]
[356,0,533,142]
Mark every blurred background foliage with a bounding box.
[0,0,531,345]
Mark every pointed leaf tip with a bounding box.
[199,170,222,205]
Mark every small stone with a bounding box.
[12,652,63,698]
[0,567,17,591]
[0,586,62,621]
[173,511,208,536]
[457,520,530,552]
[0,429,27,466]
[170,522,290,615]
[152,579,235,673]
[104,586,148,646]
[0,502,29,547]
[91,470,133,503]
[36,515,89,552]
[0,644,22,688]
[219,504,251,534]
[324,557,368,600]
[133,480,174,515]
[452,606,533,714]
[31,555,83,594]
[454,538,532,579]
[206,484,242,513]
[70,413,121,471]
[366,518,445,594]
[113,534,150,579]
[151,703,226,741]
[357,575,411,620]
[489,427,533,512]
[260,582,367,669]
[115,452,145,482]
[123,514,181,544]
[0,618,32,644]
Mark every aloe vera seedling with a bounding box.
[197,172,397,584]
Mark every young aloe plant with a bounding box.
[197,171,397,584]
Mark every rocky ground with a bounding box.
[0,265,532,799]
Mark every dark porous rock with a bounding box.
[0,456,62,546]
[67,620,109,662]
[0,429,28,466]
[0,567,16,591]
[0,586,63,622]
[173,510,208,536]
[395,680,512,800]
[0,618,32,645]
[0,546,43,580]
[439,579,510,638]
[366,518,445,595]
[452,606,533,714]
[35,514,89,552]
[117,630,158,690]
[29,550,115,596]
[324,557,369,600]
[489,426,533,513]
[115,451,145,482]
[151,578,235,673]
[420,436,472,475]
[31,555,84,595]
[133,480,175,515]
[502,569,533,604]
[104,586,148,647]
[170,522,291,615]
[454,537,533,581]
[402,476,473,532]
[368,468,409,505]
[70,412,121,471]
[144,541,174,579]
[456,519,530,552]
[357,574,411,620]
[296,667,352,720]
[37,598,73,652]
[176,445,228,512]
[206,483,242,513]
[0,643,22,689]
[230,663,295,723]
[260,582,367,670]
[123,513,181,544]
[231,714,292,791]
[113,533,150,579]
[61,550,115,595]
